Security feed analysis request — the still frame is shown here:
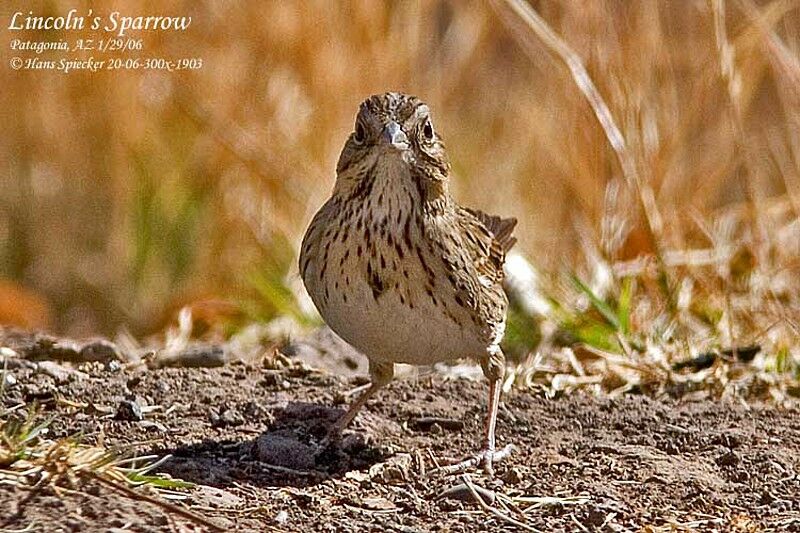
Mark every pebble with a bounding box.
[80,339,121,363]
[209,407,244,427]
[155,379,171,393]
[501,467,524,485]
[716,449,740,467]
[115,399,144,421]
[274,510,289,525]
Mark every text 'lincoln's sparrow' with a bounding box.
[300,92,517,474]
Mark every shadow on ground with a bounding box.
[156,402,389,489]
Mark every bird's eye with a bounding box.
[422,119,434,141]
[353,122,366,145]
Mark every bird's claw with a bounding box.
[435,443,516,476]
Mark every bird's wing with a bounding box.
[458,207,517,284]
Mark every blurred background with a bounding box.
[1,0,799,355]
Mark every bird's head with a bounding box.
[335,92,450,198]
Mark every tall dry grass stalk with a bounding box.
[1,0,798,383]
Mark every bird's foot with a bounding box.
[435,443,516,477]
[320,418,370,451]
[319,418,350,451]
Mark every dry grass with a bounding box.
[0,400,220,529]
[492,0,800,403]
[1,1,800,399]
[0,402,192,492]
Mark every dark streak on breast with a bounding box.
[367,262,385,300]
[416,246,435,281]
[403,217,412,249]
[349,159,378,201]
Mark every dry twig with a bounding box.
[460,473,541,532]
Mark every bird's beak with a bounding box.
[380,121,409,150]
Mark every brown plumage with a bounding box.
[300,92,517,474]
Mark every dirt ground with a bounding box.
[2,331,800,532]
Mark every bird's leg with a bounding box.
[344,382,372,397]
[328,360,394,439]
[479,370,515,475]
[437,346,514,476]
[328,383,380,437]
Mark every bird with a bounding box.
[299,92,517,474]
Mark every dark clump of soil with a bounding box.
[1,333,800,531]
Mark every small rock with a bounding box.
[369,453,413,483]
[80,339,121,363]
[38,361,86,383]
[662,441,681,455]
[115,399,143,421]
[341,432,369,454]
[42,340,81,362]
[85,402,114,416]
[716,450,740,467]
[23,382,56,401]
[221,408,244,426]
[259,371,289,389]
[438,499,459,512]
[409,416,464,432]
[154,379,171,394]
[140,420,168,432]
[581,506,607,527]
[274,510,289,525]
[759,491,775,505]
[344,470,370,482]
[0,347,18,358]
[210,408,244,428]
[501,467,523,485]
[156,344,226,368]
[192,485,243,508]
[361,496,397,510]
[243,401,267,420]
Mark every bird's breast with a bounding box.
[301,193,491,364]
